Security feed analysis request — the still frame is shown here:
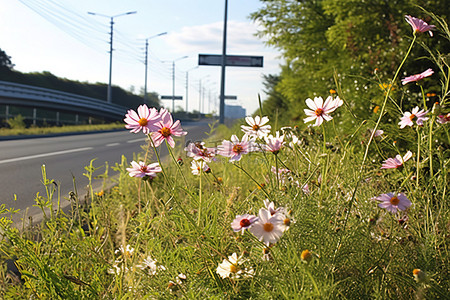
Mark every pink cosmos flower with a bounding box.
[271,166,290,176]
[369,129,384,137]
[271,166,291,185]
[381,151,412,169]
[263,131,285,154]
[437,113,450,124]
[126,161,162,179]
[184,142,216,162]
[401,69,434,85]
[249,208,285,246]
[302,183,310,195]
[217,135,255,162]
[241,116,271,139]
[304,96,343,126]
[373,192,412,214]
[231,214,259,234]
[190,160,210,175]
[405,15,436,37]
[151,108,187,148]
[124,104,160,134]
[399,106,429,128]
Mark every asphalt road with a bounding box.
[0,121,212,223]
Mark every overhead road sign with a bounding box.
[160,96,183,100]
[223,95,237,100]
[199,54,263,67]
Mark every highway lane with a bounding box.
[0,121,212,223]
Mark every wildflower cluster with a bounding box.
[124,105,187,148]
[124,105,187,178]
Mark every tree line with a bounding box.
[252,0,450,127]
[0,48,160,109]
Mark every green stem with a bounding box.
[148,135,171,186]
[197,170,202,226]
[355,35,417,205]
[275,153,279,190]
[334,35,417,258]
[166,140,189,187]
[416,127,421,187]
[428,116,435,178]
[419,84,427,110]
[234,163,270,198]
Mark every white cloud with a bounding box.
[165,20,265,55]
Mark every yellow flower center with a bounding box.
[159,127,171,137]
[252,124,260,131]
[232,144,244,154]
[138,118,148,126]
[263,222,274,232]
[283,218,291,226]
[390,196,400,205]
[315,108,324,117]
[409,114,416,121]
[229,264,238,273]
[413,269,421,275]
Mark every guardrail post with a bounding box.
[75,114,79,125]
[56,112,60,126]
[33,108,37,126]
[5,105,9,121]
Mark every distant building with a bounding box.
[224,104,246,119]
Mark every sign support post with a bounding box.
[219,0,228,124]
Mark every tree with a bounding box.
[260,74,291,123]
[0,48,14,70]
[251,0,450,125]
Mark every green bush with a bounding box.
[6,115,26,129]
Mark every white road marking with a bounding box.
[127,138,146,143]
[0,147,93,165]
[106,143,120,147]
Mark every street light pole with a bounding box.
[88,11,137,104]
[144,32,167,105]
[198,75,210,118]
[185,66,198,113]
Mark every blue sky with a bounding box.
[0,0,281,115]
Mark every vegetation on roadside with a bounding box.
[0,7,448,300]
[253,2,450,126]
[0,121,124,137]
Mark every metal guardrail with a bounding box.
[0,80,128,120]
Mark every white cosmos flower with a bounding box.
[241,116,271,139]
[136,256,166,275]
[190,160,210,175]
[304,96,343,126]
[250,208,285,246]
[216,253,253,279]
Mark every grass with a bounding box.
[0,14,449,299]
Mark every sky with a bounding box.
[0,0,282,116]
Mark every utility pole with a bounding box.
[143,32,167,104]
[163,56,188,112]
[88,11,136,104]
